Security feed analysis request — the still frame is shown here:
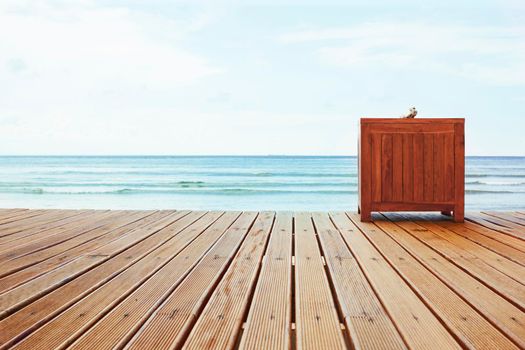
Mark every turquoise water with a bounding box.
[0,156,524,211]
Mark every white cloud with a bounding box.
[0,1,220,106]
[280,22,525,85]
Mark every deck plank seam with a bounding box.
[362,214,486,349]
[331,213,412,349]
[62,212,229,350]
[385,213,525,312]
[377,213,525,348]
[0,211,201,348]
[310,214,357,350]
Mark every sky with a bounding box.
[1,0,524,156]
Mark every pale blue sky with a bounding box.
[1,0,524,155]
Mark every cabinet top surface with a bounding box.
[361,118,464,124]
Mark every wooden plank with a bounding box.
[0,211,126,270]
[370,202,454,211]
[0,210,33,223]
[0,211,203,348]
[466,213,524,240]
[0,212,168,311]
[412,133,425,202]
[0,209,84,234]
[381,134,393,202]
[0,211,188,319]
[7,211,220,350]
[385,215,525,311]
[445,219,525,253]
[0,209,25,218]
[0,210,48,226]
[362,118,463,124]
[127,212,257,350]
[453,122,464,222]
[312,213,406,350]
[433,133,445,202]
[330,212,461,349]
[0,210,91,241]
[402,133,413,202]
[371,133,382,203]
[293,212,346,350]
[435,220,525,266]
[359,123,372,221]
[477,213,525,230]
[377,213,525,348]
[423,133,434,202]
[367,122,456,133]
[0,211,105,248]
[239,212,293,350]
[181,212,275,350]
[392,134,403,202]
[0,211,97,249]
[367,217,519,349]
[0,211,173,294]
[412,220,525,282]
[0,209,523,350]
[511,212,525,220]
[443,133,455,201]
[481,212,525,229]
[54,212,243,350]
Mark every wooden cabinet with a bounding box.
[358,118,464,222]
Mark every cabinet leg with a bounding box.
[453,209,464,223]
[441,211,452,217]
[360,210,371,222]
[358,206,361,214]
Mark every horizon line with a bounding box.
[1,154,524,158]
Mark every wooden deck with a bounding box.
[0,209,523,349]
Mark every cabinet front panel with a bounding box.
[370,130,455,204]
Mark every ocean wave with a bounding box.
[466,180,525,186]
[18,170,357,178]
[0,181,355,189]
[465,189,523,194]
[5,187,522,195]
[466,174,525,178]
[0,187,358,196]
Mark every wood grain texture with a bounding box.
[359,118,464,221]
[332,212,461,350]
[0,209,521,350]
[381,213,525,348]
[68,212,242,350]
[370,217,519,349]
[181,212,275,350]
[294,213,346,350]
[239,212,293,350]
[312,212,406,350]
[127,212,257,350]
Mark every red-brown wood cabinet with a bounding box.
[358,118,464,222]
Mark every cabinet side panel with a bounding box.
[454,122,465,220]
[359,123,372,216]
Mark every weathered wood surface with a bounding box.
[0,209,523,349]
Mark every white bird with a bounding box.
[402,107,417,118]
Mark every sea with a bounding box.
[0,156,524,211]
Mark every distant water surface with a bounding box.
[0,156,524,211]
